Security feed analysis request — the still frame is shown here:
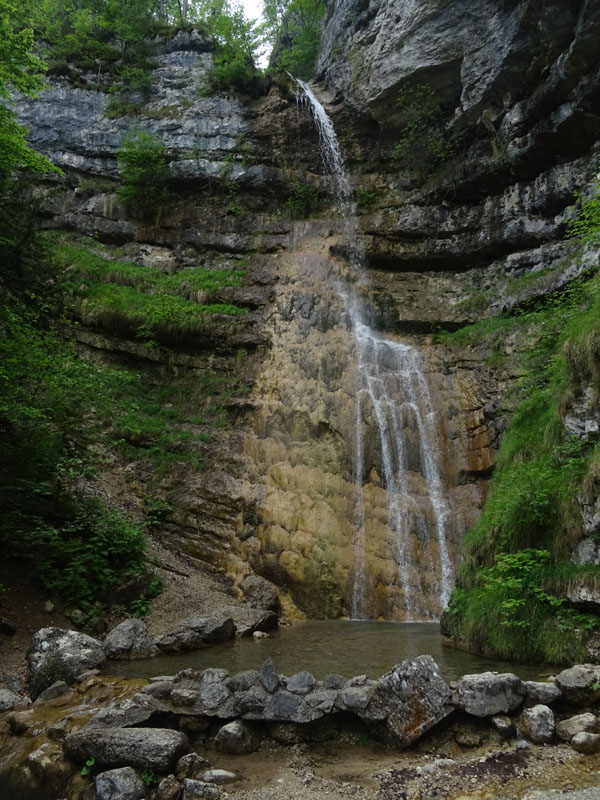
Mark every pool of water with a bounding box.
[105,620,548,681]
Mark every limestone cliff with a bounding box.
[12,1,600,628]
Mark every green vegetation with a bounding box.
[567,169,600,243]
[393,83,460,174]
[263,0,325,79]
[0,298,150,611]
[116,129,171,217]
[199,1,264,96]
[444,260,600,663]
[354,187,377,210]
[55,237,247,345]
[284,183,325,218]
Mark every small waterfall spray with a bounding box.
[295,79,453,619]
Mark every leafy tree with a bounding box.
[567,170,600,244]
[116,128,171,216]
[0,0,57,177]
[263,0,325,79]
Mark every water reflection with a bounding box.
[105,620,547,681]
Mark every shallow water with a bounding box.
[105,620,548,681]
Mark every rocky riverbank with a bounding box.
[4,615,600,800]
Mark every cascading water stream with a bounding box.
[295,80,453,620]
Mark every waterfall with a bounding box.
[295,80,453,620]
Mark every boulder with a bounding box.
[490,715,516,738]
[64,727,188,772]
[155,617,235,654]
[182,779,221,799]
[287,670,317,695]
[0,687,28,711]
[556,712,599,741]
[104,619,157,659]
[228,607,278,637]
[214,720,262,754]
[95,767,146,800]
[156,774,182,800]
[518,704,555,744]
[366,655,454,747]
[226,669,260,692]
[35,680,70,703]
[555,664,600,706]
[27,627,106,699]
[175,753,212,780]
[455,672,525,717]
[239,575,280,611]
[259,658,280,692]
[260,690,320,723]
[571,731,600,754]
[523,681,562,707]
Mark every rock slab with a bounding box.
[64,727,188,771]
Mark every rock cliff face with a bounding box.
[13,2,600,621]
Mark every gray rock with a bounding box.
[556,665,600,706]
[230,608,278,637]
[519,704,555,744]
[235,683,270,714]
[27,627,106,698]
[571,731,600,754]
[196,679,235,717]
[456,672,525,717]
[0,687,28,711]
[156,774,182,800]
[64,727,188,771]
[214,719,262,754]
[104,619,157,659]
[182,779,221,799]
[259,658,280,693]
[175,753,212,780]
[226,670,260,692]
[556,713,599,741]
[202,769,238,784]
[155,616,235,653]
[287,670,317,695]
[95,767,146,800]
[171,688,198,707]
[367,655,454,747]
[491,715,516,738]
[35,680,70,703]
[305,689,338,713]
[261,690,320,723]
[524,681,562,707]
[1,673,23,693]
[142,680,174,700]
[339,684,375,711]
[240,575,280,611]
[322,673,346,689]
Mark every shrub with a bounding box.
[116,129,171,217]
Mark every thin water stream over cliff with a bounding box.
[296,80,452,620]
